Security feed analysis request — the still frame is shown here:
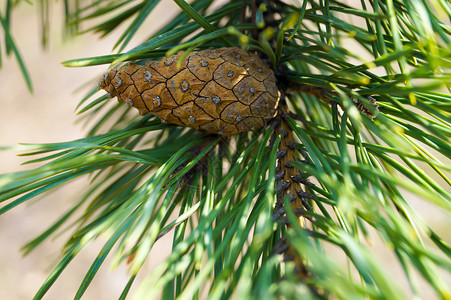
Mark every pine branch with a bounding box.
[1,0,451,299]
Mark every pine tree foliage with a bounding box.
[1,0,451,299]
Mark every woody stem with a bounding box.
[274,103,310,277]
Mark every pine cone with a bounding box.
[99,48,280,136]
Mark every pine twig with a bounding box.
[273,102,310,276]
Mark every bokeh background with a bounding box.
[0,2,180,299]
[0,1,450,299]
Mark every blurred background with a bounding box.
[0,2,180,299]
[0,1,449,299]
